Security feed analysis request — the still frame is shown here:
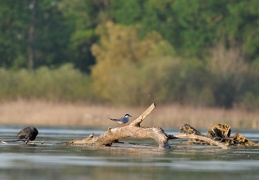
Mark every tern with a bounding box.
[109,114,132,124]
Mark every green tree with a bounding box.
[58,0,112,72]
[91,22,174,105]
[0,0,29,69]
[0,0,73,70]
[208,43,259,108]
[110,0,259,61]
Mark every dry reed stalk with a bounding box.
[0,100,259,129]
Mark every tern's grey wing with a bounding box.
[109,118,118,121]
[109,118,119,121]
[109,117,126,124]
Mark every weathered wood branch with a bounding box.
[129,103,156,127]
[66,103,170,148]
[168,134,229,149]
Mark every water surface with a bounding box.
[1,126,259,180]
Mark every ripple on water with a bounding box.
[1,126,259,179]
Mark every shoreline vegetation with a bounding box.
[1,1,259,131]
[1,100,259,129]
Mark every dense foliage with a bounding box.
[0,64,92,102]
[0,0,258,109]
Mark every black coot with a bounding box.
[16,127,38,141]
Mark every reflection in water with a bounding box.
[0,126,259,179]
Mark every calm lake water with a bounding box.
[1,126,259,180]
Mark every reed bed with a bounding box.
[0,100,258,129]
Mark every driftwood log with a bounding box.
[177,123,258,147]
[66,103,169,148]
[66,103,230,149]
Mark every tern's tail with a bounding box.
[109,118,119,122]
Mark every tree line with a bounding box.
[0,0,258,109]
